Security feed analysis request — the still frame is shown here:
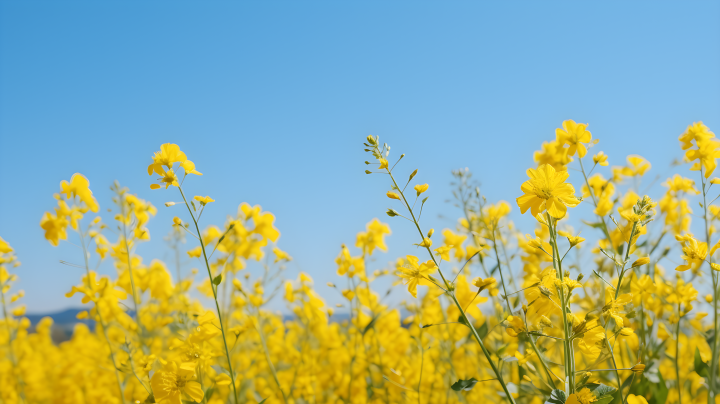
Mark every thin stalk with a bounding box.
[676,305,682,403]
[256,312,289,404]
[700,168,719,404]
[119,199,144,338]
[578,157,617,253]
[177,186,239,404]
[548,216,574,394]
[382,164,517,404]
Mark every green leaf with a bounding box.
[451,378,478,391]
[694,347,709,378]
[545,389,567,404]
[212,274,223,285]
[386,209,400,217]
[362,315,379,335]
[650,372,669,404]
[475,322,488,340]
[590,383,617,398]
[594,396,614,404]
[582,220,606,229]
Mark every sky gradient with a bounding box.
[1,1,719,313]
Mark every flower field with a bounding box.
[1,120,720,404]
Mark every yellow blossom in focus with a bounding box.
[516,164,580,219]
[150,360,204,404]
[396,255,437,298]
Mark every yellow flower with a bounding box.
[187,246,202,258]
[414,183,429,196]
[396,255,437,298]
[60,173,99,212]
[215,373,232,387]
[674,234,707,272]
[630,363,645,374]
[555,119,592,158]
[418,237,432,248]
[534,139,572,171]
[626,394,649,404]
[631,257,650,268]
[273,247,292,262]
[342,289,355,301]
[181,160,202,176]
[355,219,391,256]
[173,216,183,226]
[566,387,597,404]
[604,292,632,327]
[386,191,401,200]
[434,245,452,261]
[578,319,605,358]
[151,168,180,190]
[505,315,525,337]
[0,237,12,254]
[378,158,388,170]
[516,164,581,219]
[193,195,215,205]
[593,151,608,166]
[472,277,496,292]
[40,211,69,246]
[150,360,204,404]
[686,136,720,177]
[148,143,187,175]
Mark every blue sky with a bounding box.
[1,1,719,313]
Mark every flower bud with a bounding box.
[631,257,650,268]
[165,202,176,207]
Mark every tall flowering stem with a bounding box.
[177,186,239,404]
[546,214,575,394]
[699,166,719,404]
[370,141,517,404]
[117,193,144,340]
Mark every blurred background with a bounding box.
[1,1,718,321]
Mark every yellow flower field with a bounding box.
[2,120,720,404]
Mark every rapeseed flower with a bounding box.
[516,164,581,218]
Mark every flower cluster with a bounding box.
[0,122,718,404]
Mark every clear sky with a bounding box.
[1,1,719,313]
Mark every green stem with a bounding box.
[676,305,682,403]
[256,311,289,404]
[700,168,719,404]
[548,216,574,394]
[119,198,144,340]
[178,186,239,404]
[383,165,517,404]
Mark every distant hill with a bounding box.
[24,308,360,344]
[25,308,93,343]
